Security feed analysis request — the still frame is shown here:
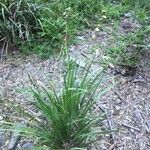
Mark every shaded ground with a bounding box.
[0,16,150,149]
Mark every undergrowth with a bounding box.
[0,1,142,57]
[99,0,150,69]
[0,0,149,62]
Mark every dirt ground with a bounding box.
[0,17,150,150]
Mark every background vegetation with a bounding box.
[1,0,149,59]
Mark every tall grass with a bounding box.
[0,0,38,56]
[0,0,38,41]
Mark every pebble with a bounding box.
[124,12,132,18]
[115,105,121,111]
[22,142,34,149]
[110,68,121,75]
[0,116,3,121]
[108,63,115,69]
[130,128,135,133]
[115,98,122,104]
[76,59,86,68]
[77,36,84,40]
[125,136,133,142]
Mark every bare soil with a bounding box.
[0,17,150,150]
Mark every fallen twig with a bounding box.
[81,52,91,59]
[0,64,9,70]
[8,132,21,150]
[108,142,117,150]
[122,123,140,132]
[114,91,123,101]
[99,105,115,144]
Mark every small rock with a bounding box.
[22,142,33,149]
[77,36,84,40]
[120,77,127,84]
[115,105,121,111]
[95,49,100,56]
[109,63,115,69]
[0,116,3,121]
[133,110,143,123]
[125,136,133,142]
[115,98,122,104]
[95,27,100,32]
[91,34,96,39]
[111,69,121,75]
[121,69,126,75]
[124,12,132,18]
[130,128,135,133]
[76,59,86,68]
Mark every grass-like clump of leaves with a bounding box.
[2,60,109,149]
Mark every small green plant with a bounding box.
[106,45,139,67]
[100,18,150,69]
[2,60,109,149]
